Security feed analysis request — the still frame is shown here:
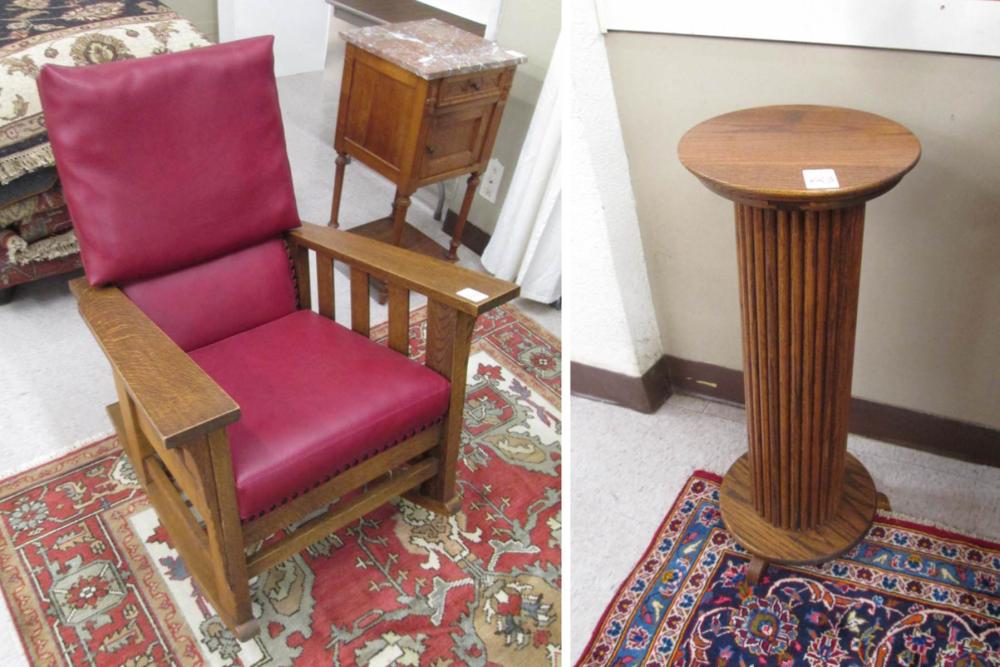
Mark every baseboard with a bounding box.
[442,209,491,256]
[570,358,671,414]
[662,355,1000,468]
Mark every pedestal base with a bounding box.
[720,452,878,565]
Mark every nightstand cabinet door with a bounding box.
[338,47,426,181]
[419,102,497,179]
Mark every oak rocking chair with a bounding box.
[38,37,518,639]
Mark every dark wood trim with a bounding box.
[570,357,671,414]
[847,398,999,468]
[443,208,491,256]
[664,356,744,406]
[571,354,999,466]
[662,355,1000,468]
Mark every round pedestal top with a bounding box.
[678,105,920,209]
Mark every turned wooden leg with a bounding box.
[389,190,411,246]
[433,181,446,221]
[0,285,15,305]
[329,152,349,228]
[746,555,769,586]
[447,173,479,260]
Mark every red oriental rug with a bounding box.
[578,472,1000,666]
[0,304,561,666]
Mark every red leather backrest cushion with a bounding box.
[38,36,300,286]
[122,239,297,351]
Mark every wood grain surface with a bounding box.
[678,105,920,209]
[679,105,920,566]
[735,203,865,529]
[720,452,877,565]
[290,223,519,315]
[331,40,515,259]
[71,277,239,449]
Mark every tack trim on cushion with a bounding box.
[188,310,452,520]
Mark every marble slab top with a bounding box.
[341,18,526,80]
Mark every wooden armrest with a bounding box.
[70,277,240,448]
[289,223,520,315]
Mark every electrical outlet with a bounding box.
[478,158,504,204]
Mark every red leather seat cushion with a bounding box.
[188,310,451,520]
[122,239,296,351]
[38,36,300,286]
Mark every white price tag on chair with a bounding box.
[802,168,840,189]
[457,287,488,302]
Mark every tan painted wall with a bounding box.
[465,0,560,233]
[164,0,219,42]
[605,32,1000,428]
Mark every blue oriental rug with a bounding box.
[578,472,1000,666]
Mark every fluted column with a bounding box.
[735,203,864,530]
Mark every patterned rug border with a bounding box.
[0,434,117,498]
[576,468,1000,665]
[0,430,115,484]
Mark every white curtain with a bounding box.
[481,33,562,304]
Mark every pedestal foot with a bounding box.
[876,491,892,512]
[746,556,769,586]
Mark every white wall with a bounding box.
[605,30,1000,428]
[595,0,1000,58]
[451,0,560,235]
[568,0,662,378]
[422,0,502,38]
[164,0,218,41]
[218,0,331,76]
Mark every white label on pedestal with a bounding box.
[457,287,489,302]
[802,168,840,189]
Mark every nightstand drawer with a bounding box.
[437,69,505,107]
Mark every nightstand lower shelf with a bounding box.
[348,217,458,303]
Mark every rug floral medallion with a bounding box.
[579,472,1000,667]
[0,304,561,666]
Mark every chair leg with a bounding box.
[199,430,256,636]
[113,375,154,487]
[408,308,476,515]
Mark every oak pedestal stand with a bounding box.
[331,19,524,301]
[678,105,920,581]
